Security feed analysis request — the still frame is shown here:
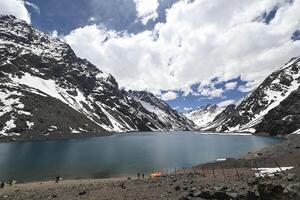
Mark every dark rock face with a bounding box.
[256,87,300,136]
[0,15,193,139]
[205,57,300,135]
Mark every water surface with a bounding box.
[0,131,283,182]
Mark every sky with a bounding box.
[0,0,300,112]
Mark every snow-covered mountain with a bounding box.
[128,90,195,130]
[183,104,225,128]
[205,57,300,135]
[0,15,194,139]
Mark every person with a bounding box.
[142,173,145,179]
[55,176,60,183]
[137,173,140,179]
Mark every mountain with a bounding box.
[183,104,225,128]
[205,57,300,135]
[127,90,195,130]
[0,15,193,139]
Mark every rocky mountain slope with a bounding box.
[128,90,195,130]
[204,57,300,135]
[0,15,194,139]
[183,104,225,128]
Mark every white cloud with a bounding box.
[238,81,257,92]
[64,0,300,97]
[161,91,178,101]
[184,107,193,111]
[225,81,238,90]
[200,88,224,98]
[134,0,159,24]
[25,1,40,14]
[0,0,31,23]
[217,99,236,107]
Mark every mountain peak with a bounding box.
[0,15,194,139]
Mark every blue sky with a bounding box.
[1,0,300,112]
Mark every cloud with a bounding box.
[64,0,300,98]
[25,1,40,14]
[199,88,224,98]
[238,81,257,92]
[134,0,159,24]
[183,107,193,111]
[0,0,31,23]
[161,91,178,101]
[217,99,236,107]
[225,81,238,90]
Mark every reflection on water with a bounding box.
[0,131,283,182]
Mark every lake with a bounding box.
[0,131,283,182]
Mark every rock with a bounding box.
[284,183,300,195]
[227,192,238,199]
[214,191,230,200]
[120,183,126,189]
[179,197,190,200]
[247,178,259,186]
[287,173,295,181]
[78,191,87,196]
[247,191,259,200]
[183,186,188,190]
[175,185,181,191]
[51,194,58,198]
[127,177,131,180]
[257,183,285,199]
[189,190,201,197]
[194,190,213,199]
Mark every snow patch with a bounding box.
[253,167,294,177]
[26,121,34,129]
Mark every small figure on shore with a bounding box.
[137,173,140,179]
[142,173,145,179]
[1,181,4,188]
[55,176,60,183]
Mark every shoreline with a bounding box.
[0,129,285,143]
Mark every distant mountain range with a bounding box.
[183,104,226,128]
[184,57,300,136]
[0,15,194,139]
[1,14,299,140]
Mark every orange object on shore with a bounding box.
[150,172,162,177]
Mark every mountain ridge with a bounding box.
[0,15,194,139]
[189,57,300,135]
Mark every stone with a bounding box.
[247,191,259,200]
[247,178,259,186]
[175,185,181,191]
[227,192,238,198]
[257,183,285,200]
[214,191,230,200]
[195,190,213,199]
[179,197,191,200]
[78,191,87,196]
[287,173,295,181]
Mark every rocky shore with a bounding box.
[1,134,299,200]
